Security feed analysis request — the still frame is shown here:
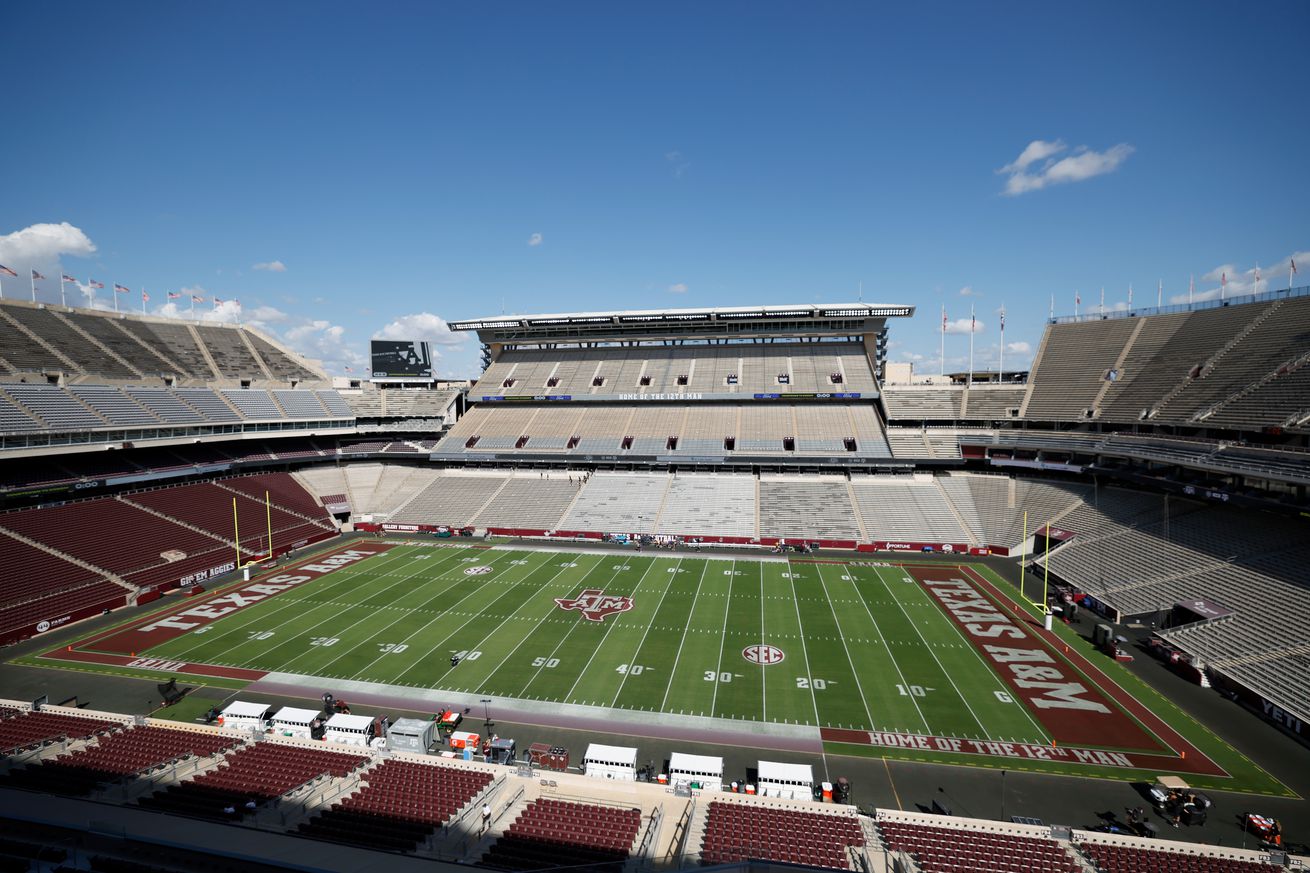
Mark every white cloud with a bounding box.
[944,317,985,335]
[667,282,688,294]
[253,260,287,272]
[374,312,465,347]
[0,221,96,264]
[958,286,980,297]
[527,232,543,247]
[1006,341,1032,354]
[998,140,1134,196]
[0,222,97,304]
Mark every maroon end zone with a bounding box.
[59,542,397,657]
[910,564,1162,751]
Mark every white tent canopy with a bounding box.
[668,752,724,791]
[583,743,638,781]
[584,743,638,766]
[221,701,270,719]
[757,760,814,799]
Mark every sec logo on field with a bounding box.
[464,566,493,576]
[742,644,785,665]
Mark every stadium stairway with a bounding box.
[212,479,336,530]
[0,526,131,594]
[115,495,247,555]
[0,307,82,374]
[1150,300,1281,420]
[844,479,870,541]
[186,323,225,380]
[50,309,146,379]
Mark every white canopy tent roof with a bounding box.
[583,743,638,766]
[271,706,319,723]
[668,752,723,775]
[325,713,375,731]
[220,701,271,719]
[757,760,814,785]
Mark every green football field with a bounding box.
[135,543,1052,741]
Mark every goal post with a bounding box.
[232,490,276,570]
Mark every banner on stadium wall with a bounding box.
[477,391,869,403]
[859,541,971,554]
[0,593,128,647]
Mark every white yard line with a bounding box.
[321,550,551,679]
[708,560,735,717]
[252,545,513,671]
[786,562,825,729]
[875,566,990,739]
[165,546,436,661]
[433,554,606,686]
[562,558,667,703]
[657,560,712,712]
[270,549,520,675]
[608,558,683,707]
[813,564,876,728]
[847,566,930,733]
[931,567,1051,744]
[759,561,767,723]
[381,551,587,687]
[511,559,644,698]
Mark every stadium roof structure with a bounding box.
[451,302,914,344]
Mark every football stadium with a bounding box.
[5,4,1310,871]
[1,289,1309,872]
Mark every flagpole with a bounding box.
[967,303,975,388]
[1127,283,1132,310]
[1019,510,1028,598]
[59,276,66,308]
[1100,286,1105,316]
[141,288,146,315]
[1074,291,1079,317]
[998,304,1005,382]
[113,284,120,313]
[1189,274,1194,304]
[940,304,946,377]
[1049,294,1054,320]
[1157,279,1162,308]
[30,272,36,303]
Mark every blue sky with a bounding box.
[2,1,1307,378]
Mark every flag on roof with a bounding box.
[168,291,181,299]
[62,274,78,283]
[89,278,104,289]
[113,283,130,293]
[142,290,150,302]
[0,265,17,278]
[31,269,46,280]
[191,293,205,303]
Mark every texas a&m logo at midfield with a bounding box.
[464,566,494,576]
[555,589,634,622]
